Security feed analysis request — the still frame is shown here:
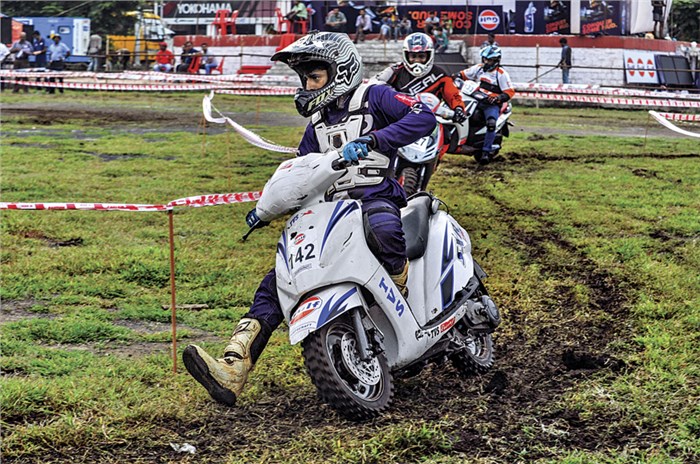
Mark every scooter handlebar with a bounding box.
[331,158,354,171]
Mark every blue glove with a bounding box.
[342,136,375,164]
[245,208,268,229]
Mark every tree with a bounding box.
[1,1,146,36]
[670,0,699,42]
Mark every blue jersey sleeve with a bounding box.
[297,122,319,156]
[366,85,436,153]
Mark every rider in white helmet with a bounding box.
[182,32,437,408]
[458,45,515,164]
[374,32,467,125]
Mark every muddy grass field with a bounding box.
[1,92,699,464]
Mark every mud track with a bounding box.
[1,103,679,463]
[1,101,691,138]
[6,193,642,463]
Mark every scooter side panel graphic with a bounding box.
[277,200,380,317]
[288,284,363,344]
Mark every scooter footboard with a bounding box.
[288,284,364,345]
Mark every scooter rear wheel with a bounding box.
[302,313,394,421]
[450,327,494,376]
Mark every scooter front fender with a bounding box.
[288,283,365,345]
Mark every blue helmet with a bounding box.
[480,45,502,72]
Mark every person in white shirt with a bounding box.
[87,33,102,72]
[423,11,440,35]
[354,8,372,43]
[458,45,516,164]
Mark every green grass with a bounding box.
[1,95,699,463]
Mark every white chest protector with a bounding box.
[311,83,392,198]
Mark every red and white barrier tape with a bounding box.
[0,69,297,84]
[2,79,234,92]
[213,88,296,96]
[0,202,169,212]
[648,111,700,138]
[167,191,261,208]
[0,191,262,212]
[517,92,700,108]
[514,82,700,101]
[656,112,700,122]
[203,91,297,153]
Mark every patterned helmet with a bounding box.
[402,33,435,78]
[480,45,502,72]
[271,32,363,117]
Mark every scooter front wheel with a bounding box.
[302,313,394,421]
[397,166,421,197]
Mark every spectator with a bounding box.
[31,31,47,90]
[398,15,413,38]
[113,48,131,70]
[354,8,372,43]
[199,43,219,74]
[651,1,665,39]
[433,26,449,53]
[443,18,453,35]
[681,41,699,88]
[379,16,396,42]
[482,32,499,49]
[0,42,9,64]
[32,31,47,68]
[286,0,308,33]
[152,41,174,72]
[87,33,102,72]
[558,37,572,84]
[0,42,10,64]
[324,6,347,32]
[424,11,440,35]
[0,42,9,91]
[176,41,200,73]
[9,32,33,93]
[46,34,71,94]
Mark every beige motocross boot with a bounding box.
[390,261,409,297]
[183,317,272,406]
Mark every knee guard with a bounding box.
[363,202,398,256]
[486,117,497,133]
[362,200,406,275]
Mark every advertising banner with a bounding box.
[399,6,504,35]
[624,50,659,84]
[162,1,276,22]
[579,1,623,36]
[513,1,571,35]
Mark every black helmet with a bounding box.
[271,32,363,117]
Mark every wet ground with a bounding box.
[0,101,690,463]
[1,101,689,139]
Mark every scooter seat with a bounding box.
[401,195,432,260]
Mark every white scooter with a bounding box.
[395,93,451,197]
[443,78,514,163]
[246,152,501,421]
